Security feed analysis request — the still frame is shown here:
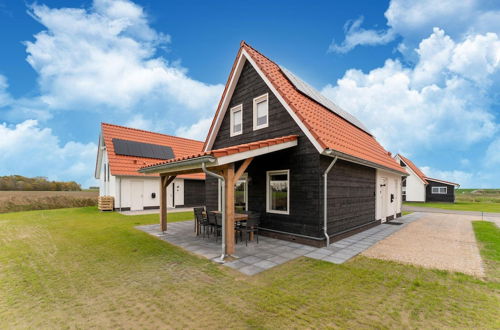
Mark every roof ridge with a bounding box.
[425,176,459,186]
[101,122,204,144]
[397,154,428,183]
[241,42,279,67]
[204,42,406,175]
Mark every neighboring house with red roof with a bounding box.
[395,154,460,203]
[95,123,205,211]
[140,42,407,248]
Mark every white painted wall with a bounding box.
[375,169,403,221]
[99,151,113,196]
[99,162,183,210]
[393,155,426,202]
[404,171,426,202]
[113,176,181,210]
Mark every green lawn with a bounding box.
[404,201,500,213]
[473,221,500,281]
[404,189,500,213]
[0,207,499,328]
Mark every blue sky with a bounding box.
[0,0,499,188]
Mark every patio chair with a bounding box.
[235,212,259,246]
[235,210,252,243]
[207,211,218,238]
[214,212,223,242]
[194,207,209,238]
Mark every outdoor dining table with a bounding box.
[195,211,251,239]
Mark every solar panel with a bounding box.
[112,138,175,160]
[279,66,371,135]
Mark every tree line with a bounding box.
[0,175,82,191]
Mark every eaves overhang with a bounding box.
[323,149,408,176]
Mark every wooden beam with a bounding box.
[164,175,176,189]
[224,164,235,255]
[234,157,253,182]
[151,165,228,177]
[160,175,168,232]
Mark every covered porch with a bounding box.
[139,135,298,258]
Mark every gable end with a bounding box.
[204,49,324,153]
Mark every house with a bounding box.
[394,154,460,203]
[95,123,206,211]
[139,42,407,254]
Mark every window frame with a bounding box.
[234,173,248,211]
[253,93,269,130]
[266,169,290,215]
[230,104,243,137]
[431,186,447,194]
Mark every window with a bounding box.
[266,170,289,214]
[431,186,447,194]
[230,104,243,136]
[217,175,248,212]
[235,174,248,212]
[253,93,269,130]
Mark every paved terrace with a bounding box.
[137,212,424,275]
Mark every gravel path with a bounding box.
[362,213,485,277]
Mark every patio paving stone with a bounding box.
[136,213,424,275]
[239,265,265,276]
[267,255,289,264]
[239,256,262,264]
[254,260,278,270]
[224,260,249,270]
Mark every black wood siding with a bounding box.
[182,179,206,206]
[206,60,377,239]
[320,157,376,235]
[208,61,322,238]
[426,180,455,203]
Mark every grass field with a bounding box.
[404,189,500,213]
[0,207,498,328]
[0,191,97,213]
[473,221,500,281]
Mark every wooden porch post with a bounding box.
[160,175,168,232]
[160,175,176,232]
[224,164,235,255]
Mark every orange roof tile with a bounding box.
[142,135,298,170]
[397,154,428,184]
[204,42,405,174]
[101,123,205,180]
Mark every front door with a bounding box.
[167,181,174,208]
[130,181,144,211]
[174,179,184,207]
[379,177,388,222]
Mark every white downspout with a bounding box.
[201,162,226,262]
[323,155,338,246]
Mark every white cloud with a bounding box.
[420,166,475,188]
[331,0,500,53]
[24,1,223,113]
[0,75,12,108]
[449,32,500,84]
[329,17,396,53]
[322,28,498,153]
[485,137,500,167]
[0,0,226,186]
[0,120,97,187]
[124,114,155,131]
[175,117,213,141]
